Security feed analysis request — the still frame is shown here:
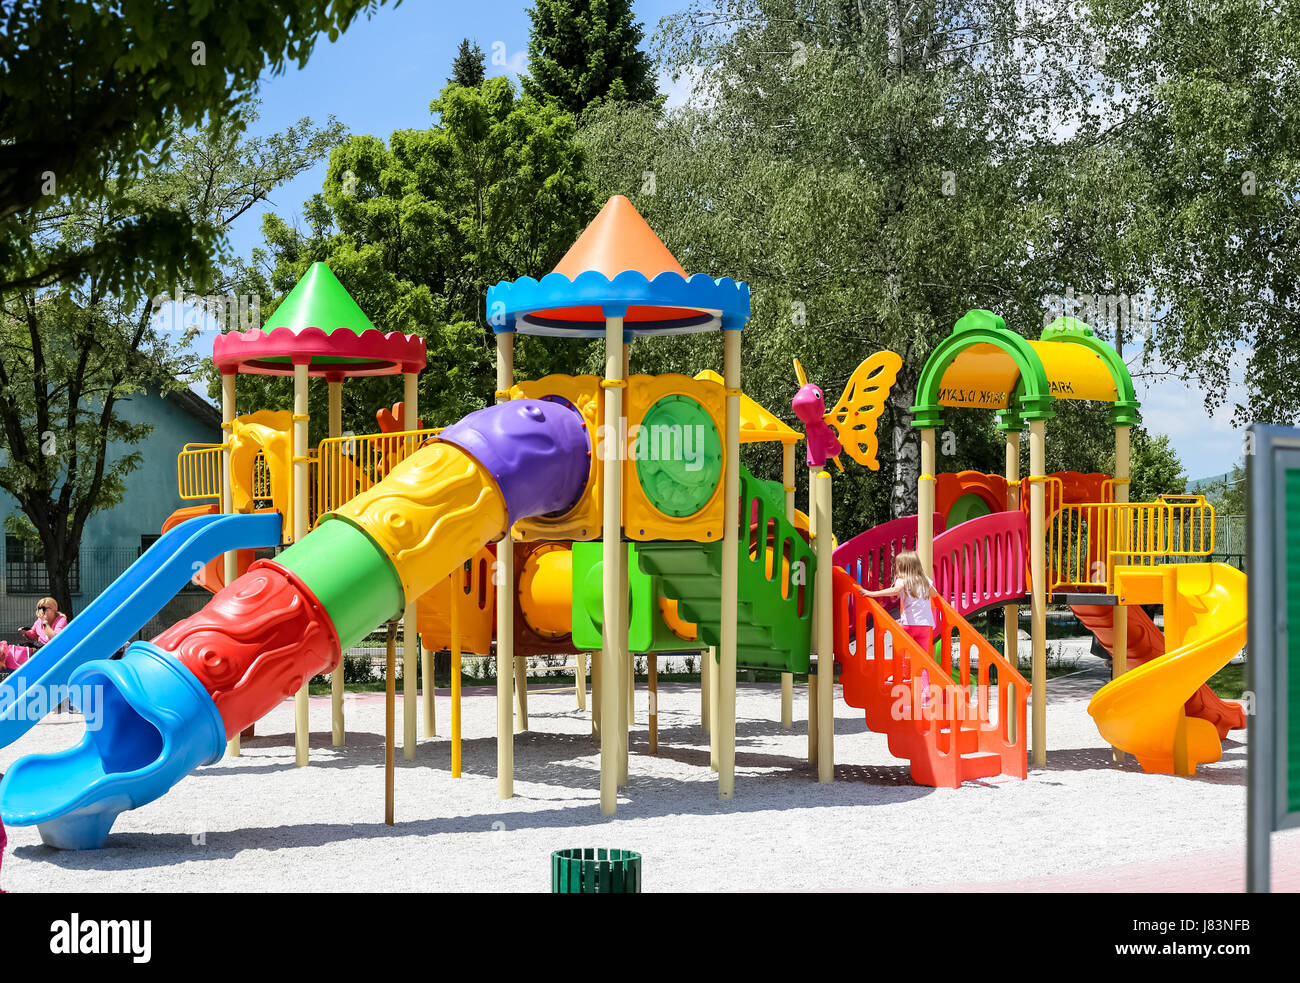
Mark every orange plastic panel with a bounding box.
[934,470,1007,522]
[417,546,495,655]
[623,373,726,542]
[510,374,602,542]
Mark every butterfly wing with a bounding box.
[823,351,903,469]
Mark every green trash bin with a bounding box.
[551,848,642,893]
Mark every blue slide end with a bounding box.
[0,511,281,750]
[0,642,226,849]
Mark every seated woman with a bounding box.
[1,597,68,670]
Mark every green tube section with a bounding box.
[275,517,405,650]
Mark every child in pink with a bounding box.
[858,551,937,703]
[1,597,67,670]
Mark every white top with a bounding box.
[897,579,936,627]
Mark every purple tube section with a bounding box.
[437,398,591,523]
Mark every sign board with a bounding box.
[1247,424,1300,892]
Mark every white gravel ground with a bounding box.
[0,644,1290,893]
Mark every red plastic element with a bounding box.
[161,505,254,594]
[1070,603,1246,738]
[151,560,341,738]
[213,325,426,378]
[832,513,946,599]
[792,383,842,468]
[932,511,1029,618]
[832,568,1029,787]
[513,542,575,658]
[935,471,1007,522]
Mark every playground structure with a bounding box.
[0,197,1249,850]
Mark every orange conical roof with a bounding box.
[553,195,687,280]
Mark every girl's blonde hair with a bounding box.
[38,597,59,619]
[894,551,932,599]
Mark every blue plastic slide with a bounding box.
[0,512,282,750]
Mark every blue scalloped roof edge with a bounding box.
[486,269,751,333]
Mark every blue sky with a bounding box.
[197,0,1244,482]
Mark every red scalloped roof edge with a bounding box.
[213,325,427,376]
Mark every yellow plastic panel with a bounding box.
[624,373,726,542]
[936,341,1120,409]
[510,374,603,542]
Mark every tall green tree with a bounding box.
[226,78,599,435]
[579,0,1136,534]
[449,38,487,87]
[0,0,393,299]
[523,0,658,114]
[0,111,344,612]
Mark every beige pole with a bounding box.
[719,329,741,799]
[599,314,625,815]
[591,645,602,736]
[1004,429,1021,743]
[328,377,345,747]
[619,344,631,785]
[1111,424,1131,765]
[575,651,586,711]
[221,371,240,758]
[815,469,834,783]
[496,332,515,799]
[701,645,711,736]
[514,655,529,733]
[648,654,658,754]
[917,428,937,574]
[293,362,310,767]
[1029,419,1048,766]
[781,442,796,730]
[807,466,819,768]
[400,371,420,759]
[709,645,719,771]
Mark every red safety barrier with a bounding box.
[932,510,1030,618]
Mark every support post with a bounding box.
[719,329,740,799]
[293,361,310,767]
[709,646,719,771]
[451,565,462,778]
[220,371,241,758]
[599,314,625,815]
[402,371,419,758]
[514,655,529,732]
[701,646,711,735]
[1111,424,1131,765]
[591,647,602,736]
[781,442,795,730]
[1003,429,1021,743]
[385,622,396,825]
[648,654,658,755]
[807,470,819,767]
[1029,419,1048,767]
[618,343,631,784]
[575,651,586,711]
[917,428,936,574]
[496,332,515,800]
[815,469,834,783]
[328,376,345,748]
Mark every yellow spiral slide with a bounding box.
[1088,563,1246,775]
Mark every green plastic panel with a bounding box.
[634,394,722,517]
[569,541,688,653]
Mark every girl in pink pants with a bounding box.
[857,551,937,706]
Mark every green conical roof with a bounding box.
[263,262,378,336]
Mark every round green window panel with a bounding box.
[634,394,723,517]
[947,492,993,528]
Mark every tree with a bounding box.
[1082,0,1300,428]
[449,38,487,87]
[523,0,658,114]
[0,111,345,613]
[578,0,1127,536]
[0,0,392,299]
[224,78,599,436]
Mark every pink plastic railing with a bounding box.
[932,510,1029,618]
[833,513,946,591]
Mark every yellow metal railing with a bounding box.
[1047,495,1215,595]
[314,427,443,521]
[177,444,224,500]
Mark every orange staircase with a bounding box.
[832,568,1029,787]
